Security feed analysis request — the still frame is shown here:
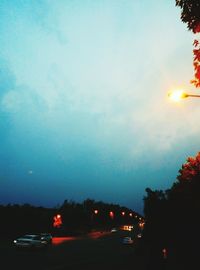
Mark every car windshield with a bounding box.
[23,235,35,239]
[22,235,40,240]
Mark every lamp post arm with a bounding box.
[187,94,200,98]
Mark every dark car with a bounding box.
[40,233,53,244]
[13,234,48,249]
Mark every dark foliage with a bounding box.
[0,199,139,238]
[143,152,200,268]
[175,0,200,33]
[175,0,200,88]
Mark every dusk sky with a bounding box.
[1,0,200,214]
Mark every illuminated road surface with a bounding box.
[52,231,111,245]
[1,231,146,270]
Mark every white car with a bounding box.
[13,234,48,249]
[122,236,134,244]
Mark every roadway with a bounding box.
[1,230,146,270]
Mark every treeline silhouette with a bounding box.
[142,152,200,269]
[0,198,139,238]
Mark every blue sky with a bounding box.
[0,0,200,214]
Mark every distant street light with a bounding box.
[53,214,62,228]
[168,90,200,102]
[94,209,98,215]
[109,211,114,219]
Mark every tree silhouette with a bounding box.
[168,152,200,238]
[175,0,200,33]
[175,0,200,87]
[143,151,200,269]
[0,198,139,238]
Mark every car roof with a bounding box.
[24,234,38,237]
[16,234,38,239]
[20,234,40,238]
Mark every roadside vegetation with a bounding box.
[0,198,141,239]
[142,152,200,269]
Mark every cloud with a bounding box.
[1,90,22,113]
[1,0,200,213]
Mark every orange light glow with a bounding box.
[139,222,145,229]
[52,237,76,245]
[94,209,98,214]
[129,213,133,217]
[109,211,114,219]
[122,225,133,231]
[88,231,110,239]
[53,214,62,228]
[162,248,167,259]
[168,90,187,102]
[121,211,125,216]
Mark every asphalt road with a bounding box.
[1,230,148,270]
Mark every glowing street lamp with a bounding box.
[53,214,62,228]
[109,211,114,219]
[168,90,200,102]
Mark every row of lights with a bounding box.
[93,209,141,219]
[53,212,143,228]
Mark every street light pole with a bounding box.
[168,90,200,102]
[185,94,200,98]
